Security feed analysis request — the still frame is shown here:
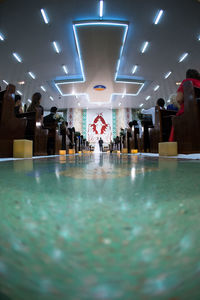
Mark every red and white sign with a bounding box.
[87,109,112,143]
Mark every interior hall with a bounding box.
[0,0,200,299]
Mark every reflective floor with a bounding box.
[0,154,200,300]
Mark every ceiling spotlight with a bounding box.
[40,86,46,92]
[179,52,188,63]
[62,65,68,74]
[154,10,164,25]
[164,71,172,79]
[53,41,60,54]
[28,72,36,79]
[141,41,149,53]
[0,32,5,41]
[18,81,25,85]
[13,52,22,63]
[132,65,138,74]
[146,96,150,100]
[154,85,160,91]
[3,80,8,85]
[99,0,104,18]
[40,8,49,24]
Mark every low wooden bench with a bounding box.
[173,81,200,153]
[18,109,48,156]
[0,94,27,157]
[43,123,62,155]
[149,107,176,153]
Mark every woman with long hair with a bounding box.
[27,92,43,113]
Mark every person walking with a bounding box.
[99,137,103,152]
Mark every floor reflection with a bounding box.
[0,154,200,299]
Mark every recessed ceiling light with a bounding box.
[179,52,188,62]
[198,35,200,41]
[99,0,104,18]
[167,100,170,103]
[13,52,22,63]
[53,41,60,54]
[40,86,46,92]
[40,8,49,24]
[154,10,164,25]
[18,81,25,85]
[141,41,149,53]
[49,96,54,101]
[0,32,5,41]
[164,71,172,79]
[132,65,138,74]
[3,80,8,85]
[146,96,150,100]
[28,72,36,79]
[154,85,160,91]
[16,90,23,96]
[78,102,81,106]
[176,82,181,86]
[62,65,68,74]
[119,102,121,106]
[139,103,144,107]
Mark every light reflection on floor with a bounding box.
[0,154,200,300]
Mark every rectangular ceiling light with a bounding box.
[139,103,144,107]
[146,96,150,100]
[179,52,188,62]
[164,71,172,79]
[99,0,104,18]
[132,65,138,74]
[40,8,49,24]
[13,52,22,63]
[41,86,46,92]
[53,41,60,53]
[62,65,68,74]
[28,72,36,79]
[17,90,23,95]
[141,41,149,53]
[49,96,54,101]
[154,85,160,91]
[3,80,8,85]
[28,99,32,103]
[0,32,5,41]
[154,10,164,25]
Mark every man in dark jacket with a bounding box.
[43,106,57,125]
[99,137,103,152]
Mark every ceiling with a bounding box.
[0,0,200,110]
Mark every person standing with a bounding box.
[99,137,103,152]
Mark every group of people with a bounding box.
[0,84,76,153]
[0,84,44,118]
[140,68,200,141]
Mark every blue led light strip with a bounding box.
[55,21,144,100]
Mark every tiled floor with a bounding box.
[0,154,200,299]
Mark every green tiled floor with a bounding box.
[0,154,200,299]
